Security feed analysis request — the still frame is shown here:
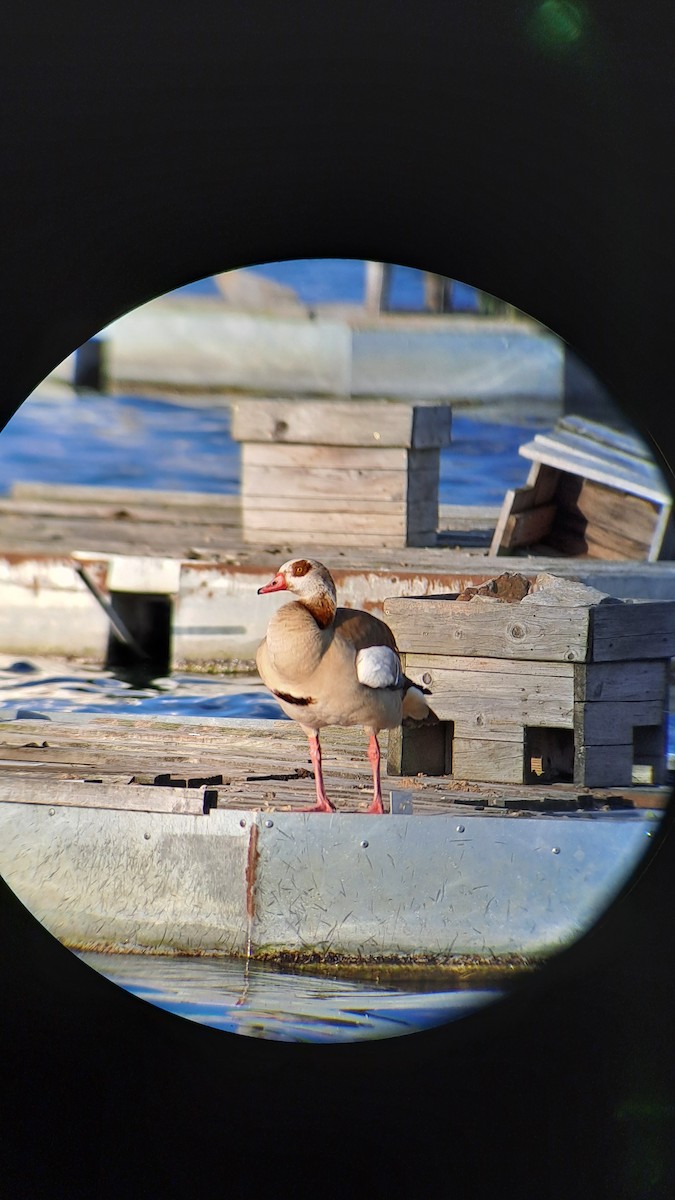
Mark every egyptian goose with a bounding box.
[256,557,432,813]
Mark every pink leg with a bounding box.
[366,733,385,814]
[294,731,336,813]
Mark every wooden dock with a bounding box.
[1,713,668,816]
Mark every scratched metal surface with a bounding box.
[250,811,659,958]
[0,804,251,955]
[0,801,660,959]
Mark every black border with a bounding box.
[2,4,674,1196]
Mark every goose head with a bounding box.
[257,557,337,629]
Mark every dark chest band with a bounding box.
[272,688,314,707]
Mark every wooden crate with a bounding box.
[384,577,675,788]
[231,398,452,548]
[490,415,673,561]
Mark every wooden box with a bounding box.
[384,577,675,788]
[490,415,673,561]
[231,398,452,548]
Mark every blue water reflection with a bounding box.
[77,950,502,1043]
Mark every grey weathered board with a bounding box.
[0,715,668,816]
[231,397,453,449]
[232,397,450,548]
[384,595,675,663]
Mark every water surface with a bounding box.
[77,950,505,1043]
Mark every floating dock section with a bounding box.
[0,715,665,963]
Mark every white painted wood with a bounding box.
[106,555,182,594]
[519,432,670,502]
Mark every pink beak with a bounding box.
[257,573,287,595]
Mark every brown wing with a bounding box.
[332,607,399,653]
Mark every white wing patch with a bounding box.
[355,646,402,690]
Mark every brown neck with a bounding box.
[304,594,335,630]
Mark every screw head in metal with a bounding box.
[144,832,151,840]
[48,808,55,816]
[239,818,247,828]
[264,819,274,828]
[360,839,369,848]
[422,672,432,686]
[456,825,465,833]
[551,846,561,854]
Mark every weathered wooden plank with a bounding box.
[0,499,241,531]
[549,524,651,561]
[491,464,566,555]
[573,743,634,788]
[500,502,557,551]
[439,504,501,532]
[589,601,675,661]
[231,399,452,449]
[650,504,674,561]
[404,653,575,677]
[242,463,410,501]
[0,779,208,814]
[574,660,668,703]
[242,494,426,516]
[576,700,665,745]
[243,508,410,535]
[404,662,574,727]
[242,443,412,470]
[524,462,562,506]
[451,736,525,784]
[242,527,437,548]
[555,475,661,546]
[384,596,591,661]
[9,483,240,510]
